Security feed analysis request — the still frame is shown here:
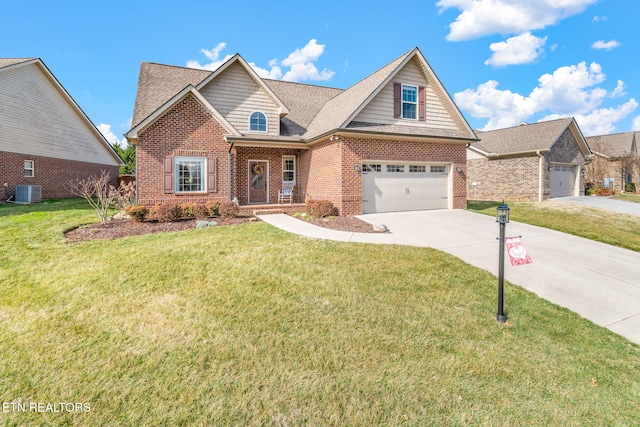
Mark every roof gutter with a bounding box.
[485,148,550,159]
[306,128,479,146]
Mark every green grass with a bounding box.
[612,193,640,203]
[467,200,640,252]
[1,199,639,426]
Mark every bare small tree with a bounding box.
[68,170,117,224]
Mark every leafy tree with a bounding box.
[112,143,136,174]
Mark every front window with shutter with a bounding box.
[175,157,206,192]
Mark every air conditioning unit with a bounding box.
[15,185,42,203]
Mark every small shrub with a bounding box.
[306,200,334,218]
[180,202,198,218]
[192,204,209,219]
[625,183,636,193]
[219,201,239,218]
[124,205,148,222]
[155,204,182,222]
[598,188,615,196]
[206,201,220,217]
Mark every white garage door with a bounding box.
[550,164,577,198]
[362,162,449,214]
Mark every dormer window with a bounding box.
[249,111,267,133]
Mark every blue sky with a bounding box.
[2,0,637,145]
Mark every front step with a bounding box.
[253,208,285,216]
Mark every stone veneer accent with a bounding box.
[0,150,119,201]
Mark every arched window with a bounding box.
[249,112,267,132]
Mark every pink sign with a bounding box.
[505,237,532,266]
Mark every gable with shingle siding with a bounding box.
[354,57,460,132]
[198,62,281,137]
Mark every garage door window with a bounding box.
[362,164,381,172]
[430,165,446,173]
[409,165,426,173]
[387,165,405,173]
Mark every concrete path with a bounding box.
[258,210,640,345]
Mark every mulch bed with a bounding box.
[65,214,382,242]
[65,216,254,242]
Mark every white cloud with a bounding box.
[186,42,234,71]
[542,99,638,136]
[98,123,127,147]
[186,39,334,83]
[591,39,620,50]
[592,15,608,22]
[455,62,637,132]
[632,116,640,131]
[437,0,598,41]
[485,32,547,67]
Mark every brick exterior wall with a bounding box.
[234,147,301,205]
[467,128,586,201]
[467,155,541,201]
[134,94,469,215]
[303,136,467,215]
[0,150,119,201]
[136,94,231,206]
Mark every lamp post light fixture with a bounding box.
[496,201,510,323]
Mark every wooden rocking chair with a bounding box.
[278,181,294,204]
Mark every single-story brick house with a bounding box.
[584,131,639,192]
[0,58,123,201]
[467,118,591,201]
[126,47,478,215]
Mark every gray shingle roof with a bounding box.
[131,62,211,127]
[129,48,476,143]
[585,132,638,158]
[303,50,411,139]
[473,118,575,155]
[263,79,343,137]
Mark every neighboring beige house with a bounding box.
[467,118,591,201]
[0,58,123,201]
[127,47,479,215]
[584,131,639,192]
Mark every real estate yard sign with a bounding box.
[505,237,532,266]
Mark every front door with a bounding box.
[249,161,268,203]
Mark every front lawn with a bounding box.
[1,199,638,426]
[467,200,640,252]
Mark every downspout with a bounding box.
[227,139,234,201]
[536,150,543,202]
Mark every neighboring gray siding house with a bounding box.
[467,118,591,201]
[584,131,639,192]
[0,58,123,201]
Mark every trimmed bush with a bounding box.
[192,204,209,219]
[625,183,636,193]
[180,202,199,218]
[154,204,182,222]
[219,201,239,218]
[124,205,148,222]
[206,201,220,217]
[306,200,334,218]
[598,188,616,196]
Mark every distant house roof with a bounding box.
[128,47,477,145]
[585,131,638,158]
[471,118,590,158]
[0,58,36,69]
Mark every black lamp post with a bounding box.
[496,201,510,323]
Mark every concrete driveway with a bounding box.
[357,210,640,345]
[549,196,640,215]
